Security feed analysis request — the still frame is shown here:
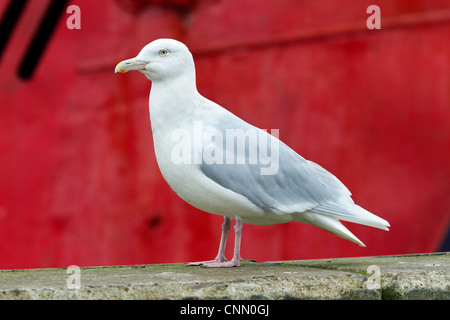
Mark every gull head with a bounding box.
[115,38,195,82]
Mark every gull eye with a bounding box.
[159,49,168,56]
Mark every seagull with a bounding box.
[115,38,390,267]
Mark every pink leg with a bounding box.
[205,219,243,268]
[185,216,231,266]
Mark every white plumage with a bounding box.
[115,39,390,267]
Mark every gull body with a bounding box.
[115,39,390,267]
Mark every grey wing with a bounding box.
[199,115,352,215]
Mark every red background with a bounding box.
[0,0,449,269]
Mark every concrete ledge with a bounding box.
[0,253,448,300]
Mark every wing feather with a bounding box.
[199,113,351,215]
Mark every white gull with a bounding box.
[115,38,390,267]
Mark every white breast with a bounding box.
[148,91,266,221]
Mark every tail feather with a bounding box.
[293,203,390,246]
[295,212,366,246]
[310,203,390,231]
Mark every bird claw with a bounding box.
[185,259,224,266]
[202,260,240,268]
[185,257,241,267]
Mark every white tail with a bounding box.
[310,203,390,231]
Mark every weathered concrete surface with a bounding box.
[0,253,448,300]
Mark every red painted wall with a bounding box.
[0,0,449,269]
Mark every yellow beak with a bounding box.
[115,58,147,74]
